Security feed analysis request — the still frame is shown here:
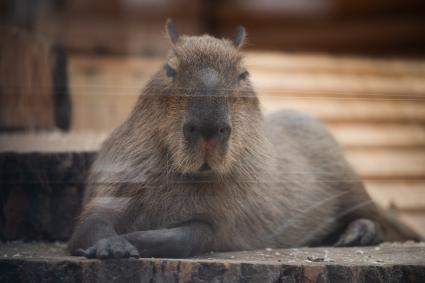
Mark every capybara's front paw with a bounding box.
[334,218,383,247]
[76,236,140,259]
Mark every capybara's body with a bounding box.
[69,20,421,259]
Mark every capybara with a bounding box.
[69,19,421,259]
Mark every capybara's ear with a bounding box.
[232,26,246,49]
[166,18,179,45]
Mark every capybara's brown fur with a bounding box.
[68,20,421,259]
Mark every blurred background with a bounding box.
[0,0,425,241]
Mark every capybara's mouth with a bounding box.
[175,170,218,184]
[198,162,211,172]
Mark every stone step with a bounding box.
[0,242,424,283]
[0,151,95,241]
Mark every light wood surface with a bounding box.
[0,28,55,130]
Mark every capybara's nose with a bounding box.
[183,121,231,143]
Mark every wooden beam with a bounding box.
[260,97,425,123]
[365,180,425,210]
[346,148,425,179]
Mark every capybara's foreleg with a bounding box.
[334,218,383,247]
[78,220,214,259]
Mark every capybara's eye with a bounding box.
[238,71,249,81]
[164,64,177,78]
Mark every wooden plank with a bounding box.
[68,55,160,130]
[365,181,425,210]
[68,54,161,89]
[328,123,425,148]
[0,132,105,152]
[345,148,425,179]
[260,97,425,123]
[245,52,425,76]
[251,70,425,99]
[247,52,425,98]
[398,211,425,238]
[71,93,137,130]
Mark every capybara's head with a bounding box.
[140,19,263,178]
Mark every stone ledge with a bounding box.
[1,242,424,283]
[0,151,96,241]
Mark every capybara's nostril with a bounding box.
[183,122,199,142]
[201,123,231,141]
[184,121,231,143]
[218,125,231,138]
